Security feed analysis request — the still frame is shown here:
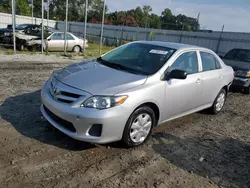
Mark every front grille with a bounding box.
[60,91,81,98]
[50,80,83,104]
[44,105,76,133]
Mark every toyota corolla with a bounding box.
[41,41,234,147]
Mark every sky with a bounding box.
[106,0,250,32]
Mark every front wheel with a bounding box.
[72,45,81,53]
[122,106,156,148]
[209,88,226,114]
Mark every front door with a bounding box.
[163,51,203,120]
[47,33,64,51]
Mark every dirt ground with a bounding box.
[0,59,249,188]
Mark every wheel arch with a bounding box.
[72,45,82,52]
[135,102,160,126]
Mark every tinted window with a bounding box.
[100,43,176,75]
[169,51,198,74]
[50,33,64,40]
[224,49,250,63]
[200,52,220,71]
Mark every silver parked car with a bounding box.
[41,41,234,147]
[27,32,88,52]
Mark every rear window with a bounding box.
[224,49,250,63]
[200,52,221,71]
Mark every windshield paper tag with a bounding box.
[149,49,169,55]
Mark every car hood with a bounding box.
[54,60,147,95]
[0,28,23,32]
[223,59,250,71]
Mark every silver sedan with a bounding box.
[27,32,88,52]
[41,41,234,147]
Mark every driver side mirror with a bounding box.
[47,38,51,41]
[165,69,187,80]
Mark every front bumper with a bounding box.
[232,77,250,88]
[40,80,130,144]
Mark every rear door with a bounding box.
[199,51,224,105]
[66,33,77,51]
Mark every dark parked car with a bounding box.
[221,48,250,94]
[0,24,40,44]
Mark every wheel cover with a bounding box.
[215,93,225,111]
[74,46,80,52]
[129,113,152,143]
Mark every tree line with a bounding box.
[0,0,200,31]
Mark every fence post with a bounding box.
[63,0,69,55]
[179,24,184,43]
[11,0,16,54]
[120,27,124,45]
[216,25,224,54]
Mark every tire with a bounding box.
[243,85,250,94]
[18,44,24,51]
[72,45,81,53]
[122,106,156,148]
[209,88,227,114]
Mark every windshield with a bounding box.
[16,24,28,30]
[99,43,176,75]
[224,49,250,63]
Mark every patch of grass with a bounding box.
[5,49,14,55]
[83,44,114,58]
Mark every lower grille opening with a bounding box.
[57,98,73,103]
[88,124,102,137]
[43,105,76,133]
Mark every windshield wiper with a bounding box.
[96,57,139,74]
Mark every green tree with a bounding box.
[142,5,152,28]
[161,8,176,30]
[16,0,31,16]
[149,13,161,29]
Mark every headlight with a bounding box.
[81,96,128,109]
[236,70,250,77]
[247,71,250,77]
[4,32,10,36]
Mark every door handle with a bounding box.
[196,78,202,84]
[219,74,223,79]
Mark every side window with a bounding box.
[66,34,74,40]
[170,51,199,74]
[200,52,220,71]
[50,33,64,40]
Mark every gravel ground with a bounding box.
[0,56,249,188]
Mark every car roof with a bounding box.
[53,31,73,34]
[133,41,201,50]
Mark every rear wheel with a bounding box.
[209,88,226,114]
[122,106,156,148]
[243,85,250,94]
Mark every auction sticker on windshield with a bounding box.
[149,49,169,55]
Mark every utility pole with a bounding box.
[32,0,34,24]
[47,0,50,26]
[216,25,224,54]
[64,0,69,55]
[12,0,16,54]
[99,0,106,55]
[83,0,88,55]
[41,0,44,54]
